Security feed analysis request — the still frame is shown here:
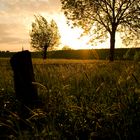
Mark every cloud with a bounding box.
[0,36,24,44]
[0,0,61,29]
[0,0,61,15]
[0,23,29,45]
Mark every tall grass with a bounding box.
[0,59,140,139]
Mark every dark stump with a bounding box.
[10,51,41,118]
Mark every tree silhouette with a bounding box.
[61,0,140,61]
[30,15,60,59]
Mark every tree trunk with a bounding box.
[109,29,116,61]
[43,45,47,59]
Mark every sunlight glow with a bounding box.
[52,14,94,49]
[52,13,123,50]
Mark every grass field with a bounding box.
[0,58,140,139]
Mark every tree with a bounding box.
[62,45,72,50]
[61,0,140,61]
[30,15,60,59]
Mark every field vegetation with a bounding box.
[0,58,140,139]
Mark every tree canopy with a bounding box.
[61,0,140,61]
[30,15,60,59]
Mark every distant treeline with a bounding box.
[0,48,140,60]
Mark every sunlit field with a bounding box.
[0,58,140,139]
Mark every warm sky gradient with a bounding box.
[0,0,123,51]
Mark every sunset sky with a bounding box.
[0,0,123,52]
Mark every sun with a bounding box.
[53,14,89,49]
[58,22,85,49]
[59,25,94,50]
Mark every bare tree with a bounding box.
[30,15,60,59]
[61,0,140,61]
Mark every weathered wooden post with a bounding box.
[10,51,40,118]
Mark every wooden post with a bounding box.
[10,51,40,110]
